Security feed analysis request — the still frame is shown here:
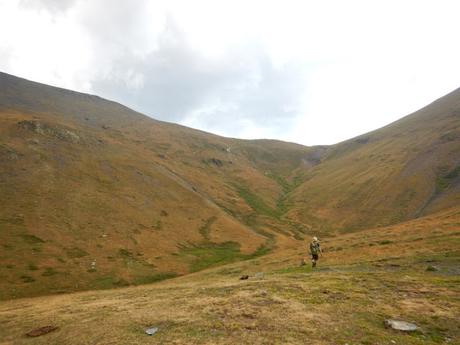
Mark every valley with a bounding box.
[0,72,459,344]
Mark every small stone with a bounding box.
[384,319,418,332]
[254,272,264,279]
[145,327,159,335]
[240,275,249,280]
[391,340,396,344]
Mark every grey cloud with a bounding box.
[78,0,150,50]
[88,15,306,137]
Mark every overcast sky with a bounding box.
[1,0,459,145]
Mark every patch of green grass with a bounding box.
[434,166,459,194]
[436,177,450,192]
[234,184,281,219]
[113,278,130,287]
[407,321,453,344]
[180,242,270,272]
[276,196,290,218]
[90,276,118,289]
[246,244,271,258]
[198,216,217,241]
[132,272,178,285]
[267,172,293,194]
[116,248,156,273]
[275,265,311,275]
[180,242,244,272]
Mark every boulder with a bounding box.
[145,327,159,335]
[384,319,418,332]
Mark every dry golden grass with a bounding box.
[0,106,308,299]
[0,208,459,345]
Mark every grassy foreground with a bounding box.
[0,256,458,345]
[0,211,459,345]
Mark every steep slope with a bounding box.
[288,88,460,233]
[1,71,459,301]
[0,72,316,299]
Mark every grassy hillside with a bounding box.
[0,72,316,299]
[1,71,459,302]
[288,88,460,233]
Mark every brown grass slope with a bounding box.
[288,88,460,233]
[1,71,459,302]
[0,72,316,299]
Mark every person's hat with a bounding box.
[313,236,318,241]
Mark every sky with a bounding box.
[1,0,459,145]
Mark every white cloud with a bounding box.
[0,0,459,145]
[19,0,77,14]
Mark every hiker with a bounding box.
[309,236,322,268]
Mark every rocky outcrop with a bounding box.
[17,120,80,143]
